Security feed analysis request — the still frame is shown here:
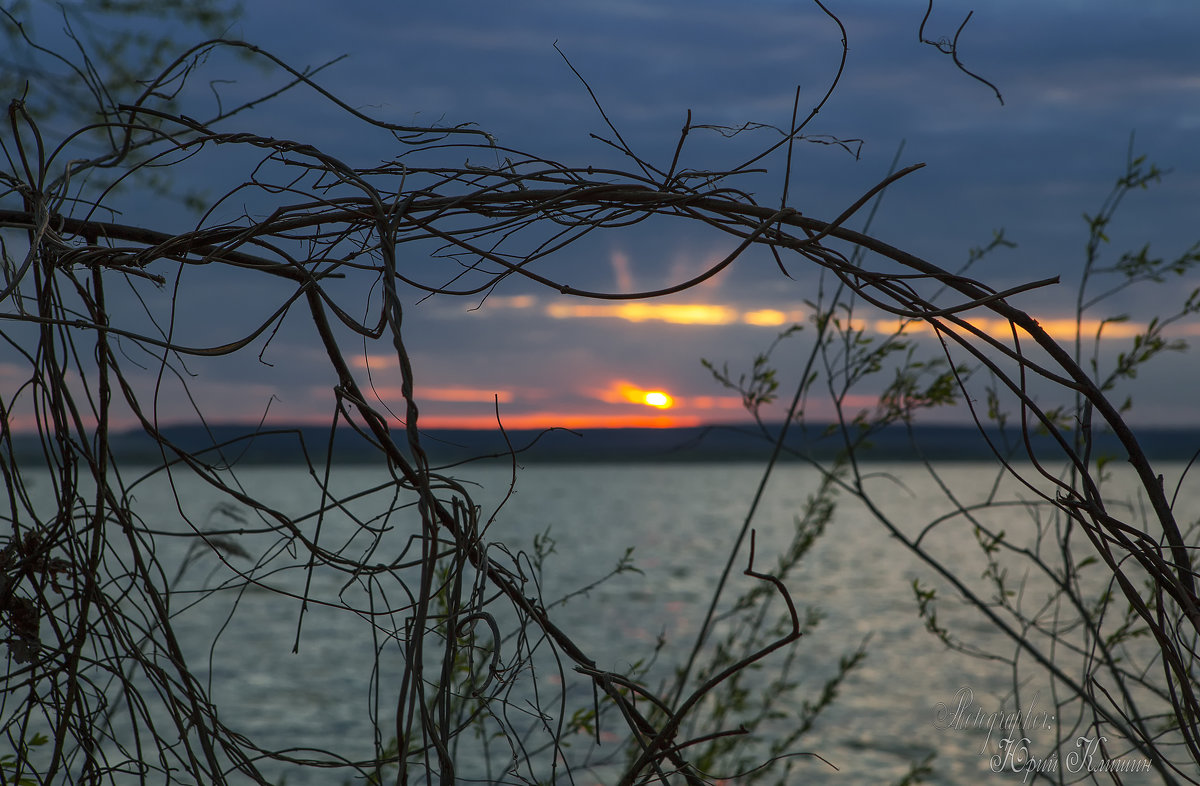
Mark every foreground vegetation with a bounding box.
[1,3,1197,784]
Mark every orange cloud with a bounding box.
[591,381,747,412]
[547,302,740,325]
[596,380,677,408]
[422,387,514,403]
[484,294,538,309]
[688,396,749,410]
[351,382,514,404]
[742,309,801,326]
[1027,318,1144,341]
[871,316,1158,343]
[541,298,1198,345]
[543,301,821,328]
[610,249,635,293]
[351,354,389,370]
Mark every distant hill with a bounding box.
[6,422,1199,465]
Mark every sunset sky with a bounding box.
[6,0,1200,432]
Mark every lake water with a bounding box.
[18,459,1195,784]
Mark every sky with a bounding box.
[5,0,1200,432]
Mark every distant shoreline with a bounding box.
[8,422,1199,465]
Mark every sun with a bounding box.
[606,381,677,410]
[642,391,673,409]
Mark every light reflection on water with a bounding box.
[29,460,1191,784]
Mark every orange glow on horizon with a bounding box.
[414,412,703,430]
